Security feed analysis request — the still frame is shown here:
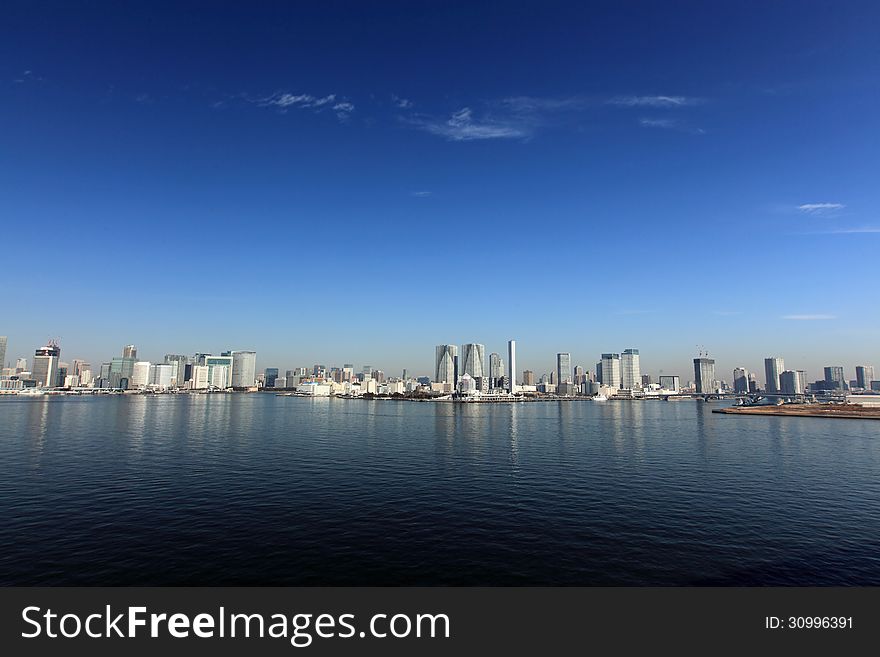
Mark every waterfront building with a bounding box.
[32,341,61,388]
[164,354,189,385]
[693,358,716,393]
[557,353,572,385]
[342,364,354,381]
[574,365,587,384]
[362,365,373,381]
[764,357,784,393]
[152,363,173,389]
[780,370,806,395]
[123,344,138,359]
[522,369,535,386]
[264,367,279,388]
[457,372,477,396]
[733,368,749,394]
[489,352,504,384]
[461,343,486,379]
[600,354,621,389]
[855,365,874,390]
[0,336,6,369]
[823,366,847,390]
[621,348,641,389]
[508,340,517,393]
[191,365,210,389]
[131,361,152,388]
[640,374,653,387]
[15,357,27,372]
[226,350,257,388]
[209,364,229,389]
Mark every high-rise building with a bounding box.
[209,364,229,389]
[508,340,517,393]
[764,357,784,393]
[227,350,257,388]
[15,357,28,372]
[123,345,138,359]
[693,357,716,393]
[362,365,373,381]
[131,361,152,388]
[164,354,189,386]
[733,367,750,394]
[556,352,572,385]
[0,336,6,369]
[600,354,621,388]
[522,369,535,386]
[621,348,640,389]
[748,372,758,393]
[461,343,486,379]
[434,345,458,383]
[152,364,173,389]
[659,375,680,392]
[489,352,504,382]
[855,366,874,390]
[264,368,279,387]
[780,370,806,395]
[191,365,210,389]
[640,374,653,387]
[823,366,846,390]
[574,366,587,384]
[32,341,61,388]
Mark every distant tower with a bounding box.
[123,344,138,359]
[733,367,750,394]
[32,340,61,388]
[764,357,784,393]
[0,335,6,369]
[621,348,641,389]
[693,357,716,393]
[556,352,572,385]
[461,343,486,379]
[508,340,517,393]
[434,345,458,383]
[600,353,621,388]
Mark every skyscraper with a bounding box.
[823,366,846,390]
[522,369,535,386]
[264,367,279,387]
[461,343,486,379]
[489,352,504,383]
[764,357,784,393]
[508,340,517,393]
[556,352,572,385]
[599,354,621,388]
[621,348,641,389]
[780,370,806,395]
[32,341,61,388]
[434,345,458,383]
[0,336,6,369]
[164,354,189,385]
[123,344,138,359]
[693,357,716,393]
[227,350,257,388]
[733,367,750,394]
[856,365,874,390]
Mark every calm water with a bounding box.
[1,394,878,586]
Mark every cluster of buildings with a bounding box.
[0,334,876,401]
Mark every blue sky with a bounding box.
[2,0,879,381]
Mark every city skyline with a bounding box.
[2,2,879,375]
[0,332,874,392]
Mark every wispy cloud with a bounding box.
[609,95,701,108]
[12,69,43,84]
[804,226,880,235]
[410,190,432,197]
[797,202,845,214]
[639,117,705,134]
[406,107,530,141]
[782,314,836,320]
[392,94,413,109]
[245,91,355,121]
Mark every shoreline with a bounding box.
[713,404,880,420]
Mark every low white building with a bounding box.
[296,382,332,396]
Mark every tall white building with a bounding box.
[600,353,621,388]
[131,361,152,388]
[508,340,517,393]
[764,357,784,393]
[461,343,486,379]
[621,348,640,389]
[152,363,173,389]
[32,342,61,388]
[191,365,210,389]
[434,344,458,383]
[556,352,572,384]
[210,364,229,389]
[229,350,257,388]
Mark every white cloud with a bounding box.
[781,314,836,320]
[392,94,413,109]
[410,191,432,197]
[808,226,880,235]
[247,91,354,121]
[408,107,529,141]
[609,95,700,107]
[639,117,677,129]
[797,203,845,214]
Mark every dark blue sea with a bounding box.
[1,394,878,585]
